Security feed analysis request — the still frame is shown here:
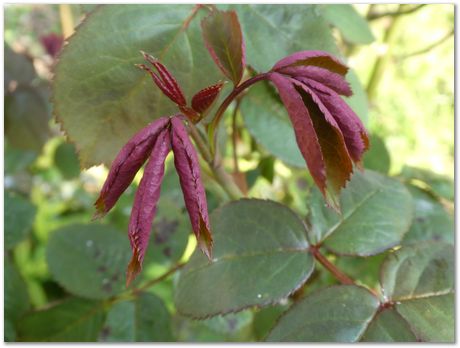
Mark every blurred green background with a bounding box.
[4,4,454,342]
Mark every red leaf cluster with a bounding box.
[136,52,224,123]
[269,51,369,210]
[94,115,212,286]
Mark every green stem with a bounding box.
[188,123,243,200]
[132,262,186,294]
[231,98,242,173]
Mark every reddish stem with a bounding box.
[310,246,355,285]
[208,72,271,155]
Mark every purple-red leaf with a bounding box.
[170,116,213,259]
[301,78,369,163]
[268,51,370,210]
[191,81,225,115]
[201,10,246,85]
[40,33,64,58]
[137,51,187,107]
[94,116,170,219]
[280,66,352,97]
[126,129,171,286]
[293,80,354,210]
[269,72,327,197]
[272,50,349,76]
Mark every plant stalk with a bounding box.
[188,123,244,200]
[208,72,270,156]
[310,247,355,285]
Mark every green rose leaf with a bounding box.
[175,199,313,318]
[379,242,454,342]
[363,133,391,174]
[54,142,81,180]
[361,308,417,342]
[308,170,413,256]
[100,293,173,342]
[380,242,453,301]
[5,257,30,325]
[402,185,454,245]
[400,165,454,202]
[173,311,254,342]
[5,86,50,153]
[267,285,379,342]
[396,294,454,343]
[241,81,303,167]
[5,190,36,249]
[17,298,105,342]
[46,223,131,299]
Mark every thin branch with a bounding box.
[366,4,406,101]
[132,261,186,294]
[398,29,454,59]
[367,4,426,21]
[310,247,355,285]
[59,4,75,38]
[208,72,270,156]
[231,99,242,173]
[187,122,244,200]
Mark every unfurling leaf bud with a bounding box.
[191,81,225,115]
[93,116,170,219]
[137,51,187,107]
[269,51,369,211]
[170,116,213,259]
[126,129,171,286]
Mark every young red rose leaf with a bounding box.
[40,33,64,58]
[126,129,171,286]
[293,80,354,210]
[170,116,213,259]
[272,50,349,76]
[300,78,369,163]
[137,51,187,107]
[269,72,327,199]
[201,10,246,85]
[280,65,352,97]
[94,116,170,219]
[191,81,225,115]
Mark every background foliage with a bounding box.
[4,4,454,342]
